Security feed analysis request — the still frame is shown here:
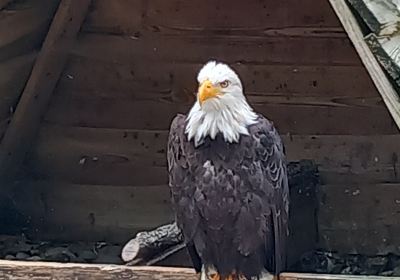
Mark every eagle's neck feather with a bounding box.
[185,97,258,147]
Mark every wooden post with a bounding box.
[328,0,400,131]
[0,0,91,185]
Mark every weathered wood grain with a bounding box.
[58,56,378,100]
[25,124,400,187]
[72,34,361,66]
[1,259,398,280]
[0,0,91,185]
[281,273,398,280]
[82,0,144,35]
[318,183,400,254]
[0,260,397,280]
[10,181,173,242]
[44,95,397,134]
[0,0,59,61]
[12,161,319,257]
[82,0,342,36]
[0,261,198,280]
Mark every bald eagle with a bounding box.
[167,61,289,280]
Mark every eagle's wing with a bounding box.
[250,116,289,274]
[167,114,202,272]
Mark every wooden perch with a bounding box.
[0,260,197,280]
[122,161,319,267]
[0,260,397,280]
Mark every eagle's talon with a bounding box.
[209,273,220,280]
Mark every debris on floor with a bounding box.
[0,235,123,264]
[294,250,400,276]
[2,234,400,277]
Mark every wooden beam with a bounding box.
[328,0,400,131]
[0,0,91,185]
[0,260,397,280]
[280,273,399,280]
[347,0,400,36]
[0,260,197,280]
[365,33,400,95]
[0,0,60,61]
[0,0,12,10]
[347,0,400,90]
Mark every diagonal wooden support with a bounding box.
[0,0,91,185]
[328,0,400,131]
[0,0,13,10]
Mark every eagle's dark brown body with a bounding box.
[167,114,289,279]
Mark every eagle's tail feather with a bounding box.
[255,270,275,280]
[202,266,275,280]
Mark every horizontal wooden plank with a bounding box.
[144,0,340,30]
[72,33,361,66]
[319,184,400,230]
[0,261,197,280]
[317,167,400,185]
[281,272,398,280]
[318,183,400,254]
[10,181,173,242]
[0,260,396,280]
[44,94,397,134]
[82,0,143,35]
[0,0,59,61]
[25,124,400,186]
[83,0,342,36]
[11,162,319,250]
[59,57,379,101]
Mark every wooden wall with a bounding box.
[0,0,60,230]
[0,0,59,140]
[5,0,400,256]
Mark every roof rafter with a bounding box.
[329,0,400,131]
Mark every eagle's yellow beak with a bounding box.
[198,80,220,105]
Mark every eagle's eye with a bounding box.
[219,80,230,88]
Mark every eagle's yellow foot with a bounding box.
[209,273,220,280]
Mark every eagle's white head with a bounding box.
[185,61,258,146]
